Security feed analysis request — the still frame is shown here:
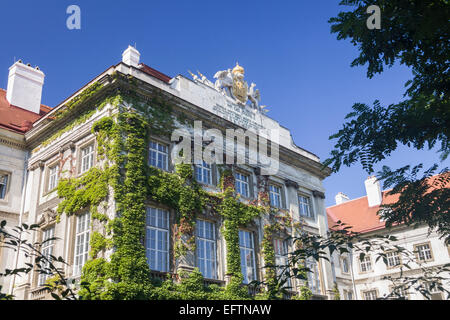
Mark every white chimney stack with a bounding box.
[122,45,140,67]
[364,176,383,207]
[6,61,45,114]
[335,192,350,205]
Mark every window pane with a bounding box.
[269,185,282,208]
[235,173,249,197]
[149,141,168,170]
[73,212,90,276]
[239,230,255,284]
[299,195,312,218]
[196,220,217,279]
[81,145,94,173]
[145,207,169,272]
[0,174,8,199]
[39,227,55,285]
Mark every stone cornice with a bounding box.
[0,136,26,150]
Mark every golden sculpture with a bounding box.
[231,63,248,104]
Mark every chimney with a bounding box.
[6,60,45,114]
[122,45,140,67]
[335,192,350,205]
[364,176,383,207]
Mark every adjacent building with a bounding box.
[0,62,51,293]
[328,176,450,300]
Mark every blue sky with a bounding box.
[0,1,442,206]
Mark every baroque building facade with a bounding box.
[0,46,334,300]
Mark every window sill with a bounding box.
[358,270,374,275]
[42,188,58,197]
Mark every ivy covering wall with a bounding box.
[49,80,311,300]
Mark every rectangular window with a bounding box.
[48,165,59,191]
[0,173,9,199]
[305,258,321,294]
[424,282,442,300]
[39,227,55,286]
[390,285,408,299]
[341,256,350,274]
[415,243,433,262]
[73,212,90,276]
[239,230,256,284]
[346,290,353,300]
[274,238,291,288]
[235,173,250,198]
[196,220,217,279]
[80,144,94,173]
[195,161,212,185]
[359,255,372,272]
[149,141,168,170]
[269,185,282,208]
[298,195,313,218]
[363,289,378,300]
[145,207,169,272]
[386,251,401,268]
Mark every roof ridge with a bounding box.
[326,187,396,209]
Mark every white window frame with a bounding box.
[305,257,321,295]
[48,164,59,192]
[386,250,401,268]
[145,207,169,272]
[415,243,433,262]
[346,290,354,300]
[274,238,291,288]
[269,185,282,208]
[0,172,10,200]
[149,141,168,171]
[359,255,372,273]
[80,144,95,174]
[235,172,250,198]
[424,281,443,299]
[363,289,378,300]
[73,212,90,277]
[39,226,55,286]
[298,194,313,219]
[389,285,409,299]
[196,219,217,279]
[239,230,256,284]
[341,256,350,274]
[195,161,212,185]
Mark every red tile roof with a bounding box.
[138,63,172,83]
[0,88,51,134]
[326,191,399,234]
[327,175,448,234]
[0,62,170,135]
